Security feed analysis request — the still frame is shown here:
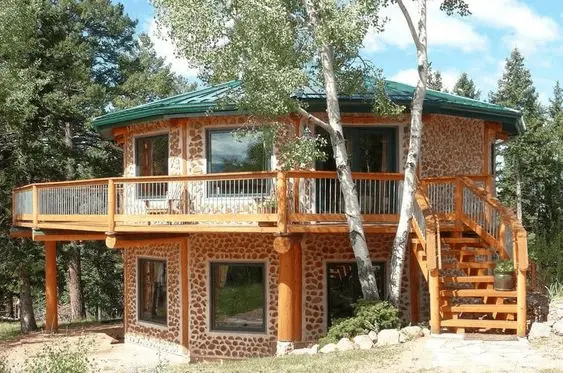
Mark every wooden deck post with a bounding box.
[108,179,116,233]
[274,236,295,354]
[44,241,58,332]
[277,172,288,234]
[291,237,302,342]
[516,268,527,337]
[428,268,440,334]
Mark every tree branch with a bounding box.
[297,107,332,133]
[396,0,422,50]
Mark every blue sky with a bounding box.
[116,0,563,104]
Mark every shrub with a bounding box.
[22,338,98,373]
[547,281,563,301]
[319,301,400,346]
[0,355,9,373]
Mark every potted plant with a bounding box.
[493,260,514,291]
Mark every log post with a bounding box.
[44,241,58,332]
[428,268,440,334]
[108,179,116,233]
[454,178,463,236]
[277,172,288,234]
[516,268,527,337]
[291,237,302,342]
[274,236,294,355]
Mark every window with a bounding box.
[210,262,266,332]
[206,129,271,196]
[138,259,167,325]
[135,134,169,198]
[326,262,385,327]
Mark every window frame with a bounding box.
[134,133,170,200]
[325,260,386,328]
[137,257,168,326]
[209,261,267,333]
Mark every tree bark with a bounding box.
[304,0,380,300]
[67,243,86,320]
[389,0,429,307]
[515,167,523,223]
[19,265,37,333]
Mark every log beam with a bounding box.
[33,230,105,242]
[105,234,186,249]
[44,241,58,332]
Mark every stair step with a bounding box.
[440,276,494,283]
[441,237,483,244]
[441,289,517,298]
[440,318,518,329]
[441,249,493,256]
[440,304,517,313]
[441,262,495,270]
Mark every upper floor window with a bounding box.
[136,134,169,198]
[206,129,272,196]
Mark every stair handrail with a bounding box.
[459,177,528,271]
[413,184,441,271]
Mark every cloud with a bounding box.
[464,0,559,54]
[389,68,460,91]
[147,18,199,78]
[364,2,488,53]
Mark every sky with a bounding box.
[116,0,563,104]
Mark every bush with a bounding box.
[0,355,9,373]
[22,338,98,373]
[319,301,400,346]
[494,260,514,274]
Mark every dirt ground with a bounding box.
[1,323,563,373]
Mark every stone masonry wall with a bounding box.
[123,242,184,354]
[187,233,279,359]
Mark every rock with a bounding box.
[290,348,311,356]
[368,330,378,342]
[553,320,563,336]
[336,337,356,351]
[309,344,319,354]
[548,299,563,322]
[422,328,431,337]
[527,292,549,323]
[376,329,400,346]
[528,322,552,340]
[353,335,374,350]
[319,343,337,354]
[401,326,423,341]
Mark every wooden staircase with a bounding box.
[411,177,528,336]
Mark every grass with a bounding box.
[171,346,404,373]
[0,322,20,342]
[547,281,563,301]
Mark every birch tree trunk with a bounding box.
[304,0,380,300]
[19,265,37,333]
[388,0,429,306]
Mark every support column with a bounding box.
[274,236,295,355]
[44,241,58,332]
[428,268,440,334]
[292,238,302,342]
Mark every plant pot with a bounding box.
[494,273,514,291]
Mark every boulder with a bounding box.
[319,343,337,354]
[353,335,374,350]
[309,344,319,354]
[548,299,563,322]
[553,319,563,336]
[528,322,552,340]
[336,337,356,352]
[400,326,423,341]
[376,329,401,346]
[368,330,378,342]
[422,328,431,337]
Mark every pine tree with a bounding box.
[452,73,480,99]
[427,65,443,91]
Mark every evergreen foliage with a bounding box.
[452,73,480,99]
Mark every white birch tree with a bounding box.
[153,0,388,300]
[387,0,469,306]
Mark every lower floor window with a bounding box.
[138,259,167,325]
[210,262,266,332]
[327,261,385,327]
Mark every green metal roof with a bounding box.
[93,79,523,136]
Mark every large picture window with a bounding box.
[206,129,271,196]
[136,134,169,198]
[138,259,167,325]
[326,261,385,327]
[210,262,266,332]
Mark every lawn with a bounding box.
[0,321,20,342]
[171,345,404,373]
